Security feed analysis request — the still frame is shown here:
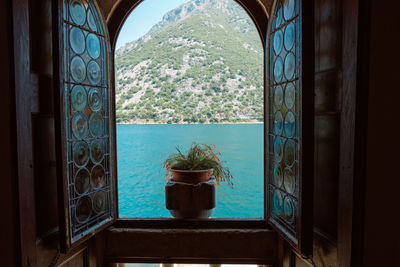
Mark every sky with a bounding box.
[116,0,190,49]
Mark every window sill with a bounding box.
[105,219,277,264]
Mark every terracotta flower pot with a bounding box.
[170,168,213,184]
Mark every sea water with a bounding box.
[117,123,264,218]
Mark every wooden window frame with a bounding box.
[53,0,312,264]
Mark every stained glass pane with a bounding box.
[60,0,114,245]
[268,0,300,241]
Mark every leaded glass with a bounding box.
[71,85,87,111]
[59,0,114,246]
[268,0,300,241]
[87,33,101,59]
[87,60,101,85]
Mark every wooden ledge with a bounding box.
[104,226,277,264]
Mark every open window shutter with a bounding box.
[53,0,117,252]
[265,0,314,256]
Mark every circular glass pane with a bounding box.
[273,164,283,187]
[273,189,283,215]
[283,167,296,194]
[275,7,282,29]
[283,0,295,21]
[87,33,100,59]
[284,52,295,80]
[274,111,283,135]
[74,168,90,195]
[71,56,86,83]
[274,57,283,83]
[91,165,105,188]
[274,137,283,162]
[73,141,89,166]
[72,112,89,139]
[284,139,296,167]
[89,112,104,137]
[75,196,91,223]
[285,83,296,109]
[87,10,97,32]
[70,27,85,54]
[284,111,296,138]
[273,30,283,55]
[71,85,87,111]
[283,196,295,222]
[274,86,283,110]
[284,22,295,51]
[88,88,103,112]
[87,60,101,85]
[93,191,106,213]
[90,139,104,164]
[70,0,86,26]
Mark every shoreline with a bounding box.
[117,120,264,125]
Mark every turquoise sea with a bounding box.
[117,123,264,218]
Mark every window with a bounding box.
[266,0,314,255]
[54,0,314,259]
[114,0,264,219]
[54,0,117,251]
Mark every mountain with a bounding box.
[115,0,264,123]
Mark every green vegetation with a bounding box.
[163,142,233,187]
[115,0,263,123]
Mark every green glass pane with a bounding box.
[75,196,92,223]
[70,0,86,26]
[91,164,105,188]
[88,88,103,111]
[283,0,295,21]
[90,139,105,164]
[71,56,86,83]
[87,33,100,59]
[273,30,283,55]
[87,60,101,85]
[72,112,89,139]
[284,139,296,167]
[283,167,295,194]
[93,191,106,213]
[284,111,295,138]
[70,27,85,54]
[284,52,295,80]
[272,189,283,215]
[74,168,90,195]
[284,22,295,51]
[274,57,283,83]
[87,10,97,32]
[71,85,87,111]
[284,83,295,109]
[73,140,89,166]
[89,112,104,137]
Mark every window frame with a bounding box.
[107,0,272,224]
[53,0,314,262]
[53,0,118,252]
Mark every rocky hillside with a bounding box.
[115,0,264,123]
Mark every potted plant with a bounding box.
[163,142,233,219]
[163,142,233,187]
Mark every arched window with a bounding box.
[54,0,314,259]
[114,0,264,219]
[54,0,117,251]
[266,0,314,255]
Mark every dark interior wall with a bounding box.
[0,0,19,265]
[363,1,400,266]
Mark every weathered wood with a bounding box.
[12,0,40,265]
[338,0,359,265]
[105,227,277,264]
